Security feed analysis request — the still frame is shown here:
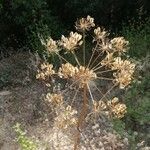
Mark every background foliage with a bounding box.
[0,0,150,54]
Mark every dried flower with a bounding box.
[45,93,63,106]
[107,97,127,118]
[36,16,135,147]
[113,71,133,89]
[36,63,55,80]
[94,27,109,41]
[112,103,127,118]
[107,97,119,107]
[74,66,97,88]
[54,105,78,129]
[93,100,107,112]
[111,57,135,72]
[59,64,97,88]
[40,37,59,53]
[58,63,78,78]
[111,37,129,54]
[60,32,83,52]
[75,15,95,31]
[111,57,135,88]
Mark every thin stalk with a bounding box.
[87,43,98,68]
[83,32,86,65]
[89,51,103,69]
[72,51,81,66]
[87,84,94,102]
[71,86,80,106]
[96,77,114,81]
[61,78,82,94]
[100,84,117,101]
[95,69,113,74]
[92,83,109,101]
[74,84,88,150]
[93,60,112,72]
[56,52,70,64]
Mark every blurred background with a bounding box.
[0,0,150,58]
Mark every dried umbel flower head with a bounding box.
[94,27,109,41]
[45,93,63,106]
[107,97,127,118]
[75,15,95,31]
[111,57,135,72]
[112,57,135,88]
[40,37,59,54]
[58,63,78,78]
[113,71,133,89]
[74,66,97,88]
[93,100,107,112]
[36,63,55,80]
[59,64,97,88]
[54,105,78,129]
[112,103,127,118]
[111,37,129,54]
[60,32,83,52]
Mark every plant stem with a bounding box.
[72,51,80,66]
[83,32,86,65]
[74,84,88,150]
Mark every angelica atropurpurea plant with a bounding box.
[36,16,135,149]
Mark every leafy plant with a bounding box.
[0,0,65,51]
[13,123,37,150]
[121,18,150,58]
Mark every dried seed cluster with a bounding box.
[60,32,83,52]
[41,37,59,54]
[111,37,129,54]
[93,100,107,112]
[92,97,127,119]
[45,93,63,106]
[59,64,97,87]
[54,105,78,129]
[36,63,55,80]
[112,57,135,88]
[107,97,127,118]
[75,15,95,31]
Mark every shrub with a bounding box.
[121,18,150,58]
[0,0,65,52]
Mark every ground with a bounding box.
[0,52,149,150]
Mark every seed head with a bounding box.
[45,93,63,106]
[94,27,109,41]
[58,63,78,78]
[111,37,129,54]
[60,32,83,52]
[75,15,95,31]
[40,37,59,54]
[36,63,55,80]
[74,66,97,88]
[54,105,78,129]
[93,100,107,112]
[107,97,127,118]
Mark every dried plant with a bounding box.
[36,16,135,149]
